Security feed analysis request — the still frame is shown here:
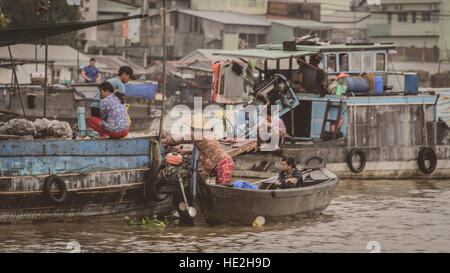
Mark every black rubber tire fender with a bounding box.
[147,164,170,201]
[146,139,169,201]
[417,147,437,174]
[43,176,67,204]
[347,148,366,173]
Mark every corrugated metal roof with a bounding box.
[98,0,139,14]
[213,49,317,60]
[270,19,331,29]
[180,49,233,62]
[178,10,271,26]
[0,44,90,66]
[88,54,149,75]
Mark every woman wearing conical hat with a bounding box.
[164,114,234,185]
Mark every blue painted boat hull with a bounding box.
[0,137,172,223]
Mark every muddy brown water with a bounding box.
[0,179,449,253]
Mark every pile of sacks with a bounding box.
[0,118,72,140]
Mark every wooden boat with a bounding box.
[193,168,339,226]
[211,43,450,180]
[0,137,172,223]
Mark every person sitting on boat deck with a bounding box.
[256,106,291,149]
[87,82,130,139]
[90,66,135,118]
[274,156,303,189]
[164,115,235,185]
[297,53,327,97]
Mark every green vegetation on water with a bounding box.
[123,215,179,230]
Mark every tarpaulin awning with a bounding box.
[0,14,146,48]
[125,83,158,100]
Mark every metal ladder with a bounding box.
[320,99,344,140]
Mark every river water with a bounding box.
[0,179,448,253]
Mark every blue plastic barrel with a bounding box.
[375,76,383,94]
[345,76,370,93]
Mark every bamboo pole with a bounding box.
[7,46,27,118]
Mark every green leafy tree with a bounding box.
[0,0,84,45]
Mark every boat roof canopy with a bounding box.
[213,43,396,60]
[256,43,396,52]
[213,48,318,60]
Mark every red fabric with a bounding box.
[88,117,129,139]
[215,156,234,185]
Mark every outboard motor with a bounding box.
[252,74,290,108]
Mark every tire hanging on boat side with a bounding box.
[147,140,169,201]
[347,148,366,173]
[417,147,437,174]
[43,175,67,204]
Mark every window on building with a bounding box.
[376,53,385,71]
[412,11,416,23]
[27,94,37,109]
[351,52,362,72]
[194,16,199,33]
[239,33,260,48]
[326,54,336,73]
[257,34,266,44]
[422,11,431,22]
[339,53,349,72]
[52,70,60,78]
[363,52,374,71]
[248,34,256,48]
[431,11,439,23]
[171,12,179,30]
[388,13,392,24]
[398,12,407,23]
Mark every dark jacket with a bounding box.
[278,168,303,189]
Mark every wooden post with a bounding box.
[44,39,48,118]
[35,44,38,71]
[43,0,50,118]
[7,46,27,118]
[159,0,166,139]
[290,109,294,144]
[264,60,268,80]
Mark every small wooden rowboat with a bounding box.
[195,168,339,225]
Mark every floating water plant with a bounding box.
[124,215,178,230]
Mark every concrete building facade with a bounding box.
[367,0,450,62]
[142,9,270,61]
[190,0,269,15]
[0,44,91,85]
